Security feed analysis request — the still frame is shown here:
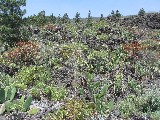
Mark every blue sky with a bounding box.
[23,0,160,18]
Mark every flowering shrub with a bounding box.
[122,41,147,59]
[5,41,39,65]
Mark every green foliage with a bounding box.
[56,14,62,25]
[0,0,26,47]
[86,50,109,74]
[85,48,126,74]
[78,73,114,114]
[51,87,67,101]
[0,86,18,114]
[30,87,40,99]
[46,99,94,120]
[4,95,32,113]
[110,10,122,17]
[127,77,141,93]
[0,5,159,119]
[138,8,145,16]
[115,10,122,17]
[100,14,105,21]
[86,10,93,27]
[36,10,46,26]
[118,95,138,118]
[57,42,89,64]
[30,83,67,101]
[28,107,40,115]
[151,110,160,120]
[118,90,160,119]
[0,87,5,103]
[42,85,67,101]
[50,13,56,24]
[0,86,16,104]
[74,12,81,23]
[6,86,16,101]
[14,66,52,86]
[25,11,54,26]
[23,96,32,112]
[0,70,17,88]
[111,10,115,16]
[62,13,70,23]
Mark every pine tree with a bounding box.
[115,10,122,17]
[111,10,115,16]
[56,14,62,25]
[100,14,105,21]
[62,13,70,23]
[110,10,121,18]
[0,0,26,47]
[37,10,46,26]
[74,12,81,23]
[138,8,145,16]
[86,10,93,27]
[50,13,56,24]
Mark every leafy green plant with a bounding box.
[27,107,40,115]
[46,99,94,120]
[0,87,5,104]
[118,89,160,119]
[23,96,32,112]
[30,87,41,99]
[127,77,141,93]
[81,73,114,114]
[0,86,32,114]
[118,95,137,118]
[85,50,109,74]
[14,65,52,87]
[0,86,16,104]
[0,73,12,88]
[4,95,32,113]
[43,86,67,101]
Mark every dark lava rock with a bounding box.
[0,64,18,76]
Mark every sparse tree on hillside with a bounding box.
[115,10,122,17]
[110,10,122,17]
[74,12,81,23]
[56,14,62,24]
[0,0,26,48]
[62,13,70,23]
[100,14,105,21]
[86,10,93,27]
[50,13,56,24]
[138,8,145,16]
[111,10,115,16]
[37,10,46,26]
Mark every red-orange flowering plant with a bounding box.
[5,41,39,65]
[122,41,147,59]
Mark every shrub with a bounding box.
[46,99,94,120]
[118,89,160,119]
[14,65,52,87]
[4,41,39,65]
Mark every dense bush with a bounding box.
[4,41,39,66]
[0,0,26,48]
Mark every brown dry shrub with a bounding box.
[5,41,39,65]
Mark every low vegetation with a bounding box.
[0,0,160,119]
